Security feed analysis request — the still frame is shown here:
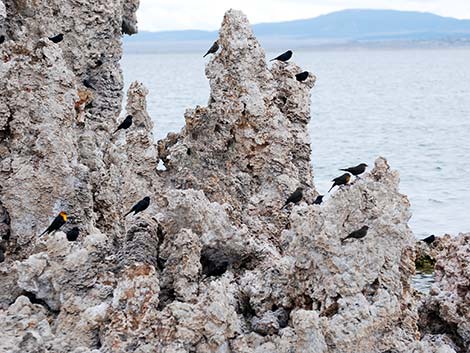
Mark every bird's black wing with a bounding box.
[40,215,62,236]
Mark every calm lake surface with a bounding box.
[122,47,470,240]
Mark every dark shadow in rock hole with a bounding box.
[21,291,60,314]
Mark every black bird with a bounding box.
[0,35,5,45]
[340,163,368,177]
[125,196,150,217]
[421,234,436,245]
[83,79,95,90]
[203,41,219,57]
[113,115,133,134]
[282,187,304,209]
[342,225,369,243]
[48,33,64,44]
[295,71,309,82]
[328,173,351,193]
[313,195,324,205]
[66,227,80,241]
[40,212,67,236]
[270,50,292,62]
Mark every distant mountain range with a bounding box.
[126,9,470,44]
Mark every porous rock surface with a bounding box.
[0,3,465,353]
[418,233,470,353]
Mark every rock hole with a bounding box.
[200,251,229,277]
[226,137,236,149]
[273,306,290,328]
[236,293,256,321]
[21,291,60,314]
[418,306,465,352]
[0,202,11,241]
[156,224,166,271]
[157,286,175,310]
[92,329,102,349]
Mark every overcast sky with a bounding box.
[137,0,470,32]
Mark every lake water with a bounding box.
[122,47,470,240]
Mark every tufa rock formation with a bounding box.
[0,3,467,352]
[418,233,470,353]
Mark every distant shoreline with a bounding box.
[124,40,470,54]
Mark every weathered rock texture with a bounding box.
[0,4,466,353]
[418,233,470,353]
[0,0,146,253]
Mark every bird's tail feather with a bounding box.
[328,184,335,193]
[124,210,131,217]
[203,52,209,58]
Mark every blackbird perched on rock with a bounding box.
[328,173,351,193]
[340,163,368,177]
[203,41,219,57]
[282,187,303,209]
[270,50,292,62]
[83,79,95,90]
[40,212,67,236]
[421,234,436,245]
[125,196,150,217]
[342,225,369,243]
[0,35,5,44]
[48,33,63,43]
[66,227,79,241]
[295,71,309,82]
[313,195,324,205]
[113,115,133,134]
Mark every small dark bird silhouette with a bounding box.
[270,50,292,62]
[114,115,133,134]
[48,33,64,44]
[66,227,80,241]
[295,71,309,82]
[342,225,369,243]
[328,173,351,193]
[40,212,67,236]
[421,234,436,245]
[203,41,219,57]
[83,79,94,90]
[340,163,368,177]
[313,195,324,205]
[282,187,304,209]
[0,35,5,44]
[125,196,150,217]
[0,249,4,263]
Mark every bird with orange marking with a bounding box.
[40,212,67,236]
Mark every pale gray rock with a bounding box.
[419,233,470,352]
[0,4,463,353]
